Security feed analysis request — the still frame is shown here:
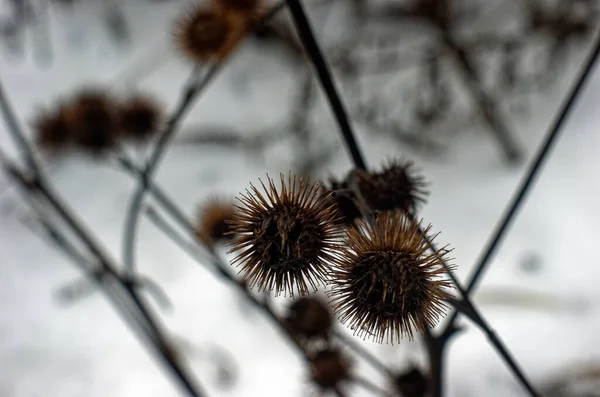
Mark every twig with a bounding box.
[0,78,207,397]
[287,0,367,170]
[121,1,287,275]
[333,330,392,376]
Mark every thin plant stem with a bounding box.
[0,77,207,396]
[333,330,392,375]
[441,31,600,338]
[287,0,367,170]
[0,82,40,174]
[353,376,394,396]
[0,152,206,397]
[143,204,313,359]
[465,34,600,296]
[121,1,288,275]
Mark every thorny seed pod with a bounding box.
[284,297,332,341]
[174,4,242,63]
[227,174,343,297]
[118,95,163,142]
[33,106,71,151]
[324,177,362,226]
[310,348,351,390]
[196,199,236,247]
[329,211,453,344]
[393,366,429,397]
[63,90,118,154]
[354,159,428,215]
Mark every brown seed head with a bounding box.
[227,173,344,297]
[33,106,72,152]
[393,366,429,397]
[118,95,163,142]
[329,211,453,344]
[284,297,332,341]
[63,90,118,154]
[196,198,236,247]
[324,177,362,226]
[174,5,241,63]
[355,159,428,214]
[310,349,351,390]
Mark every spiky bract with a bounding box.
[196,198,236,247]
[63,90,118,154]
[310,349,351,390]
[356,159,428,214]
[174,4,241,63]
[324,177,362,226]
[284,297,332,341]
[329,211,453,344]
[34,106,71,151]
[118,95,163,142]
[228,174,343,297]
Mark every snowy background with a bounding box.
[1,0,600,396]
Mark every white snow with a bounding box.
[1,0,600,396]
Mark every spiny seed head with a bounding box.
[227,173,344,297]
[63,90,118,154]
[355,159,428,214]
[33,106,71,152]
[324,177,362,226]
[284,297,332,341]
[310,349,352,390]
[329,211,453,344]
[393,367,429,397]
[118,95,163,142]
[196,198,236,247]
[174,5,240,63]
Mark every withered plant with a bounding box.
[1,0,600,397]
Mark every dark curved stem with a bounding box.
[287,0,367,170]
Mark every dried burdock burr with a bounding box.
[118,95,163,142]
[174,4,243,63]
[329,211,453,343]
[62,90,119,154]
[324,177,362,226]
[227,173,344,297]
[195,198,236,247]
[33,106,72,151]
[284,297,332,341]
[310,348,351,390]
[354,159,428,215]
[393,366,429,397]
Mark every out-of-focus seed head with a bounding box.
[227,173,344,297]
[63,90,118,154]
[174,5,239,63]
[329,211,453,344]
[393,366,429,397]
[355,159,428,214]
[310,348,352,390]
[118,95,163,142]
[284,297,332,341]
[33,106,72,152]
[196,199,236,247]
[324,177,362,226]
